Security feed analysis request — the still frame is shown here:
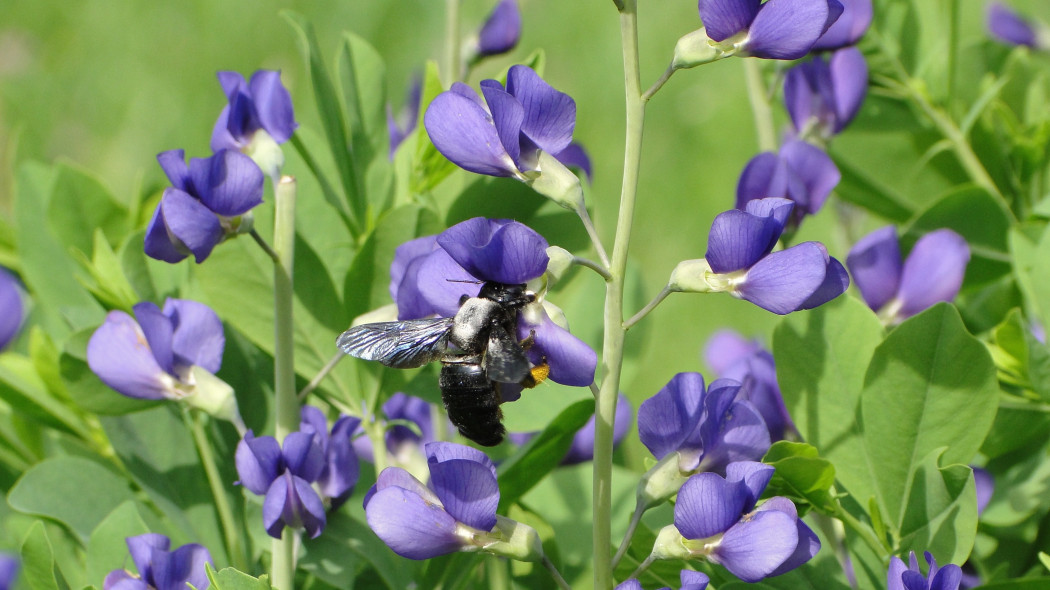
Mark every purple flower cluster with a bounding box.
[235,407,361,538]
[846,226,970,324]
[146,70,296,264]
[103,534,212,590]
[0,268,23,351]
[888,552,962,590]
[654,462,819,582]
[390,217,596,388]
[705,330,793,441]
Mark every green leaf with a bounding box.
[411,61,458,194]
[336,33,387,175]
[896,450,977,563]
[71,230,140,312]
[1012,222,1050,333]
[118,230,188,304]
[496,399,593,510]
[46,162,128,259]
[772,296,884,506]
[300,510,417,590]
[206,564,273,590]
[903,185,1013,287]
[85,502,151,584]
[9,456,136,542]
[20,521,68,590]
[831,154,914,223]
[970,580,1050,590]
[762,441,837,513]
[0,353,88,437]
[860,304,997,548]
[988,308,1050,401]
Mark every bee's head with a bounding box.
[479,281,534,308]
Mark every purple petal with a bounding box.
[973,466,993,516]
[0,554,17,590]
[614,580,644,590]
[149,543,212,590]
[210,106,238,153]
[506,66,576,156]
[131,302,175,376]
[930,564,963,590]
[143,204,188,264]
[424,91,520,177]
[429,458,499,530]
[757,497,820,576]
[520,314,596,387]
[887,556,909,590]
[248,70,297,143]
[156,150,191,192]
[737,351,793,440]
[797,255,849,311]
[282,431,326,482]
[425,441,498,478]
[712,509,799,582]
[675,472,748,539]
[104,570,148,590]
[699,0,761,42]
[156,189,224,263]
[413,249,481,318]
[217,71,247,100]
[235,431,282,495]
[366,466,440,508]
[365,486,463,559]
[163,299,224,374]
[745,0,833,60]
[696,393,771,474]
[704,330,762,375]
[390,235,439,304]
[563,393,632,465]
[480,81,526,169]
[384,392,435,449]
[897,229,970,318]
[680,570,711,590]
[736,152,789,210]
[706,209,781,273]
[299,405,330,448]
[437,218,550,285]
[902,571,929,590]
[477,0,522,56]
[784,58,830,134]
[87,311,174,400]
[320,415,362,508]
[779,140,840,216]
[726,461,775,509]
[188,150,264,217]
[263,472,327,539]
[812,0,869,49]
[846,226,902,311]
[829,47,868,132]
[638,372,706,460]
[126,534,170,584]
[735,242,830,314]
[988,2,1038,47]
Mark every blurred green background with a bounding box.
[0,0,1043,469]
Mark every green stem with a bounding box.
[624,286,672,330]
[642,65,675,102]
[595,2,645,588]
[249,229,279,262]
[272,176,299,590]
[833,504,888,559]
[576,203,611,269]
[542,555,572,590]
[574,256,613,281]
[611,503,645,569]
[186,410,248,571]
[744,59,777,152]
[298,350,344,401]
[445,0,461,84]
[947,0,959,119]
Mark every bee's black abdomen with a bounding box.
[440,360,505,446]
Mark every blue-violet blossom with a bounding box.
[651,462,820,582]
[144,149,264,264]
[987,2,1044,49]
[705,330,794,441]
[387,77,422,159]
[300,405,363,510]
[103,534,211,590]
[353,392,444,466]
[887,552,962,590]
[615,570,710,590]
[0,268,24,351]
[474,0,522,58]
[845,226,970,324]
[0,554,16,590]
[210,70,297,153]
[735,140,841,229]
[697,0,844,60]
[784,47,868,140]
[811,0,872,50]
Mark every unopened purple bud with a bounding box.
[0,269,24,351]
[987,2,1041,48]
[105,534,212,590]
[477,0,522,57]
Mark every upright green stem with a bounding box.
[186,410,247,571]
[445,0,461,84]
[947,0,959,119]
[272,176,299,590]
[594,2,645,588]
[744,59,777,152]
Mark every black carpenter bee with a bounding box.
[336,281,548,446]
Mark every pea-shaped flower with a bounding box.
[846,226,970,324]
[474,0,522,58]
[987,2,1045,49]
[698,0,844,60]
[651,462,819,583]
[887,551,962,590]
[784,47,868,140]
[103,534,212,590]
[235,429,327,539]
[353,392,443,467]
[0,268,24,351]
[210,70,298,154]
[735,140,841,229]
[299,406,363,510]
[705,330,793,441]
[144,149,264,264]
[0,554,16,590]
[811,0,872,50]
[616,570,710,590]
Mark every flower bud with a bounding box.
[246,130,286,181]
[544,246,574,285]
[672,29,729,70]
[637,452,691,509]
[650,524,690,561]
[668,259,716,293]
[526,151,585,211]
[477,516,544,562]
[184,366,242,427]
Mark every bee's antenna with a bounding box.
[446,279,483,284]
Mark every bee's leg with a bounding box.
[520,356,549,389]
[519,329,537,350]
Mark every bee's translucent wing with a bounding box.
[484,324,531,383]
[337,317,455,369]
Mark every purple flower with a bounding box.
[615,570,710,590]
[388,77,422,159]
[103,534,212,590]
[705,330,794,441]
[811,0,872,50]
[665,462,819,582]
[987,2,1042,48]
[352,392,447,467]
[476,0,522,57]
[300,406,363,509]
[235,429,327,539]
[887,552,962,590]
[87,299,224,401]
[698,0,844,60]
[424,65,576,179]
[784,47,868,139]
[0,268,24,351]
[510,393,633,465]
[735,140,841,228]
[639,373,770,475]
[845,226,970,324]
[144,149,264,264]
[0,554,17,590]
[364,442,500,559]
[210,70,297,152]
[702,198,849,314]
[972,466,994,516]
